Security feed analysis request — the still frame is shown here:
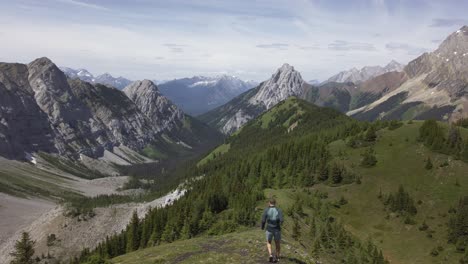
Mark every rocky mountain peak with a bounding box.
[384,60,404,72]
[249,63,305,109]
[326,60,404,84]
[124,80,184,133]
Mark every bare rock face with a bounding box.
[405,25,468,99]
[0,63,56,159]
[0,57,218,161]
[350,26,468,121]
[200,64,308,134]
[249,63,307,109]
[123,80,184,133]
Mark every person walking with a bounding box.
[261,197,284,263]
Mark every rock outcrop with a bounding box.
[349,26,468,121]
[0,58,220,161]
[199,64,309,134]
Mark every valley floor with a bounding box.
[0,156,185,263]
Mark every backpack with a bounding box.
[267,207,279,225]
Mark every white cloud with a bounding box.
[0,0,465,81]
[55,0,109,11]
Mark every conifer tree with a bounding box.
[126,210,140,252]
[330,163,343,184]
[10,232,35,264]
[365,126,377,142]
[447,126,463,155]
[180,218,192,240]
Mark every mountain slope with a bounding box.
[60,67,132,89]
[306,71,409,113]
[0,57,221,164]
[199,64,310,134]
[158,75,256,115]
[325,60,404,84]
[86,97,468,264]
[349,26,468,121]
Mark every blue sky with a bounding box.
[0,0,467,81]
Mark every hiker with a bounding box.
[261,197,284,263]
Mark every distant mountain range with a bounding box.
[201,26,468,134]
[324,60,404,84]
[199,63,311,134]
[1,58,221,163]
[60,67,133,90]
[60,67,257,115]
[158,76,257,115]
[349,25,468,121]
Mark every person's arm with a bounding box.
[261,209,267,230]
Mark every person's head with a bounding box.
[268,197,276,207]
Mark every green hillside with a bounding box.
[77,98,468,264]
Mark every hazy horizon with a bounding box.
[0,0,467,82]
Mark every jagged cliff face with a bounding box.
[405,26,468,99]
[249,64,306,109]
[349,26,468,121]
[0,63,56,159]
[199,64,309,134]
[0,57,217,161]
[124,80,184,133]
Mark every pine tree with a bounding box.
[126,210,140,252]
[447,126,463,155]
[10,232,35,264]
[365,126,377,142]
[180,218,191,240]
[161,222,176,243]
[425,157,433,170]
[330,163,343,184]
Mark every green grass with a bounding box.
[197,144,231,166]
[0,163,82,200]
[142,145,168,159]
[315,122,468,264]
[113,228,311,264]
[259,97,302,129]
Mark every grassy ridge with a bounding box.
[320,122,468,263]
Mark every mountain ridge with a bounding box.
[325,60,405,84]
[199,63,311,134]
[158,75,257,115]
[60,67,132,89]
[0,57,221,163]
[349,25,468,121]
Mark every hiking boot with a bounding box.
[269,255,274,262]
